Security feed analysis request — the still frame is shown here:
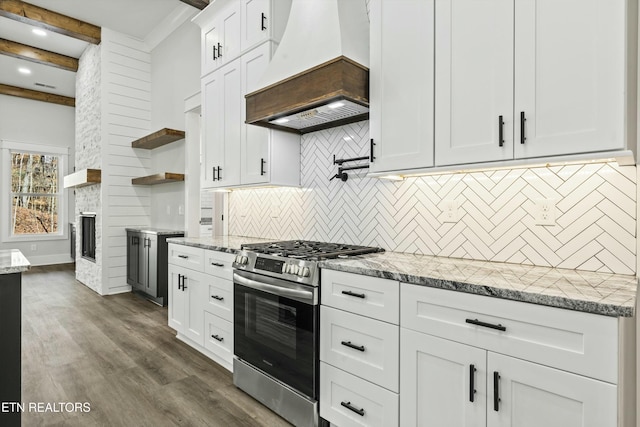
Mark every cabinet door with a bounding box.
[182,270,208,346]
[401,329,486,427]
[219,2,241,65]
[219,59,242,187]
[241,42,271,185]
[241,0,270,50]
[145,234,158,297]
[370,0,434,173]
[435,0,514,166]
[168,265,186,332]
[514,0,625,159]
[126,233,139,286]
[202,71,223,188]
[487,353,616,427]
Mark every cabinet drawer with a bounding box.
[401,284,618,383]
[204,250,236,279]
[204,312,234,363]
[321,269,399,324]
[320,306,399,392]
[168,244,204,271]
[205,276,233,322]
[320,362,398,427]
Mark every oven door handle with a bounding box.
[233,272,316,304]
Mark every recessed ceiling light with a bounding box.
[32,28,47,36]
[18,67,31,75]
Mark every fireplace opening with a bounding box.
[81,213,96,262]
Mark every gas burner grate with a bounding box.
[242,240,384,260]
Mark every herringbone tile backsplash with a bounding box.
[229,121,637,275]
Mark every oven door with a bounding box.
[233,270,318,399]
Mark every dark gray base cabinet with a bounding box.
[0,272,21,427]
[126,230,183,306]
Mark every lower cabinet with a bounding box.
[168,244,236,371]
[400,329,616,427]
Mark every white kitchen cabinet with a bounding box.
[200,0,241,77]
[240,0,290,51]
[401,329,486,427]
[168,244,236,371]
[513,0,626,159]
[240,42,301,187]
[369,0,435,174]
[168,264,208,347]
[201,58,242,189]
[434,0,514,166]
[487,353,617,427]
[400,283,622,427]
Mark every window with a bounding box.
[1,141,68,241]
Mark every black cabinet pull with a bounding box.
[211,295,224,301]
[178,254,189,259]
[341,290,365,299]
[370,138,376,162]
[261,12,267,30]
[340,401,365,416]
[520,111,526,144]
[217,43,222,58]
[498,115,504,147]
[178,274,183,290]
[217,166,222,180]
[213,44,217,60]
[211,334,224,342]
[465,318,506,332]
[260,158,265,176]
[212,167,216,181]
[341,341,365,352]
[493,371,501,411]
[182,276,188,290]
[469,364,477,402]
[211,262,224,267]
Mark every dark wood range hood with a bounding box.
[245,56,369,135]
[244,0,370,135]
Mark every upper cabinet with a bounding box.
[369,0,435,174]
[195,0,300,190]
[201,1,241,76]
[370,0,633,175]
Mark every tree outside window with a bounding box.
[10,152,60,235]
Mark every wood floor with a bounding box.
[21,264,291,427]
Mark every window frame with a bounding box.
[1,140,69,243]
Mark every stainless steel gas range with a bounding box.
[232,240,384,427]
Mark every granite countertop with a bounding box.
[166,235,275,254]
[125,227,185,235]
[319,252,638,317]
[0,249,31,274]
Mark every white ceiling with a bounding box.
[0,0,195,99]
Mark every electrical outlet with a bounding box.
[442,200,459,223]
[535,199,556,226]
[30,244,37,251]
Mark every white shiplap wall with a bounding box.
[102,29,152,294]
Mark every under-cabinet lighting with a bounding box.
[32,29,47,36]
[328,101,345,109]
[273,117,290,124]
[378,175,405,181]
[18,67,31,75]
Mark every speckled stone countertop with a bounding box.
[0,249,31,274]
[125,227,184,235]
[319,252,638,317]
[166,236,274,254]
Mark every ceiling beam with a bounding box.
[0,38,78,71]
[0,0,101,44]
[0,83,74,107]
[179,0,209,10]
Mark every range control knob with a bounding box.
[300,267,310,278]
[234,255,242,264]
[241,256,248,265]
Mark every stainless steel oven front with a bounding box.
[233,269,321,426]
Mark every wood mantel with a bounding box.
[63,169,101,188]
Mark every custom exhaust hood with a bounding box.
[245,0,370,134]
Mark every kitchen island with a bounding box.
[0,249,30,427]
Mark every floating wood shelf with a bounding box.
[131,173,185,185]
[131,128,185,149]
[63,169,101,188]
